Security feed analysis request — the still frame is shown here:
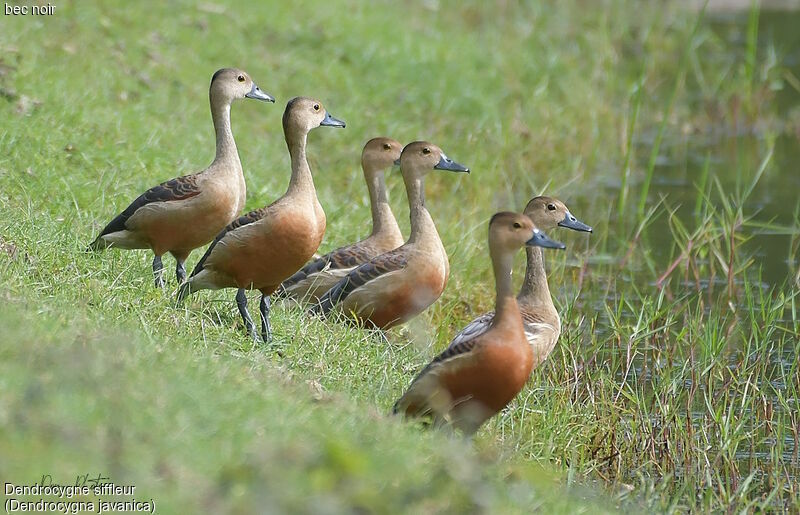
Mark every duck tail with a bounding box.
[308,284,341,317]
[273,284,289,299]
[307,296,330,318]
[86,236,108,253]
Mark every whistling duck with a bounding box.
[178,97,345,342]
[310,141,468,329]
[448,196,591,368]
[277,137,404,302]
[393,212,565,435]
[89,68,274,287]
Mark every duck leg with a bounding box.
[152,255,165,288]
[176,260,187,284]
[236,288,257,339]
[259,294,272,342]
[172,250,190,285]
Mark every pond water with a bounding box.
[571,8,800,496]
[636,9,796,290]
[578,8,800,290]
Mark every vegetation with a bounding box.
[1,0,798,512]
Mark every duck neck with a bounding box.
[517,246,552,307]
[365,168,399,237]
[210,94,238,164]
[491,250,519,326]
[404,173,434,244]
[285,131,316,198]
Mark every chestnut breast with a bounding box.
[441,328,533,415]
[209,204,325,292]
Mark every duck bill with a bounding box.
[434,153,469,173]
[320,112,346,128]
[245,83,275,102]
[558,211,593,232]
[526,230,566,249]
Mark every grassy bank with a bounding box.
[1,0,799,512]
[0,295,611,513]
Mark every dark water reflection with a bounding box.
[638,132,798,287]
[602,10,800,289]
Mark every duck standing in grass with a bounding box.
[178,97,345,342]
[277,137,404,303]
[89,68,274,287]
[393,212,565,435]
[310,141,468,329]
[448,196,591,368]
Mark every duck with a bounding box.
[276,137,404,303]
[448,196,591,368]
[310,141,468,329]
[392,212,565,435]
[177,97,345,342]
[88,68,274,287]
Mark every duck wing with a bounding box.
[392,334,481,415]
[452,309,557,349]
[519,309,559,356]
[91,175,201,246]
[279,242,374,293]
[311,248,408,315]
[189,206,270,277]
[447,311,494,349]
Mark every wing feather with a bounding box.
[189,206,269,276]
[311,248,407,315]
[91,175,201,247]
[392,336,480,415]
[447,312,494,349]
[279,243,374,293]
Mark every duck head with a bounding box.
[523,196,592,233]
[397,141,469,178]
[282,97,346,139]
[210,68,274,104]
[489,212,565,254]
[362,137,403,174]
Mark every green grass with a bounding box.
[1,0,799,512]
[0,296,610,513]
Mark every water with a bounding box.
[580,8,800,496]
[637,132,799,287]
[588,9,800,289]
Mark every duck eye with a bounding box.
[422,147,431,155]
[383,143,391,150]
[237,75,245,82]
[513,222,522,229]
[547,204,556,211]
[313,104,320,111]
